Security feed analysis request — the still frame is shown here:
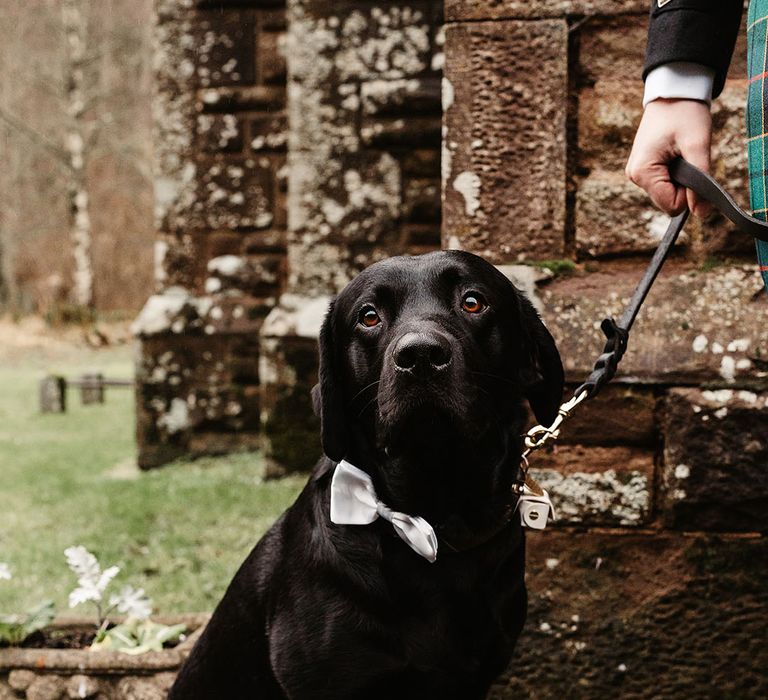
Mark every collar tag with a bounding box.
[516,477,556,530]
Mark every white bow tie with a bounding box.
[330,460,439,563]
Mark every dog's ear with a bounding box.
[517,294,565,427]
[315,299,348,461]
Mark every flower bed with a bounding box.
[0,614,206,700]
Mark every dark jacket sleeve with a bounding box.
[643,0,744,99]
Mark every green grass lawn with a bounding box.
[0,342,304,617]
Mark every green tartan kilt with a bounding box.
[746,0,768,290]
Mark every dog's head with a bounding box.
[313,251,564,463]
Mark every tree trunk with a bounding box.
[62,0,94,309]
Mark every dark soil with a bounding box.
[19,628,96,649]
[11,626,184,650]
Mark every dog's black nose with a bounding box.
[393,332,452,375]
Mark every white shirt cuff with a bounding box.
[643,62,715,108]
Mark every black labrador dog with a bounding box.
[170,250,564,699]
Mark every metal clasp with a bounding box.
[514,389,588,494]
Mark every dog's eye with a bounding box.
[461,293,486,314]
[359,305,381,328]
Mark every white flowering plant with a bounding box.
[64,546,185,651]
[0,551,184,652]
[65,545,153,633]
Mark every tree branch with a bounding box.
[0,108,71,170]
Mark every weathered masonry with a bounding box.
[135,0,443,471]
[136,0,768,695]
[444,2,768,696]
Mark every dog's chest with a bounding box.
[271,573,522,700]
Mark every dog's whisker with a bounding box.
[356,395,379,419]
[350,379,381,404]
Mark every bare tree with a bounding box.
[61,0,95,309]
[0,0,154,316]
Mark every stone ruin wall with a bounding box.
[444,2,768,697]
[134,0,768,695]
[134,0,443,470]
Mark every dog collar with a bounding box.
[330,460,439,563]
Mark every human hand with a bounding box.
[625,98,712,217]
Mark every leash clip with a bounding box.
[513,389,588,496]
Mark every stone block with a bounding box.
[403,223,441,253]
[576,16,646,88]
[403,178,440,224]
[577,81,643,173]
[575,169,689,257]
[260,294,330,475]
[291,3,435,83]
[443,20,567,261]
[540,262,768,385]
[66,675,100,699]
[26,676,63,700]
[243,229,288,253]
[288,3,437,154]
[530,445,653,526]
[579,76,750,205]
[288,150,402,246]
[8,670,35,691]
[401,148,440,178]
[360,115,441,149]
[284,242,358,297]
[199,85,285,113]
[661,387,768,532]
[205,253,284,296]
[556,384,656,446]
[258,30,286,84]
[577,87,751,256]
[258,8,288,31]
[249,115,288,152]
[489,531,768,698]
[135,323,267,468]
[133,288,270,339]
[360,77,441,117]
[155,232,212,293]
[192,10,256,88]
[116,677,165,700]
[191,156,275,230]
[187,430,262,456]
[446,1,645,21]
[196,114,244,153]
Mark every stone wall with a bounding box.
[0,615,205,700]
[444,1,768,696]
[135,0,292,467]
[260,0,444,475]
[136,0,444,470]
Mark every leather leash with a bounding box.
[515,157,768,494]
